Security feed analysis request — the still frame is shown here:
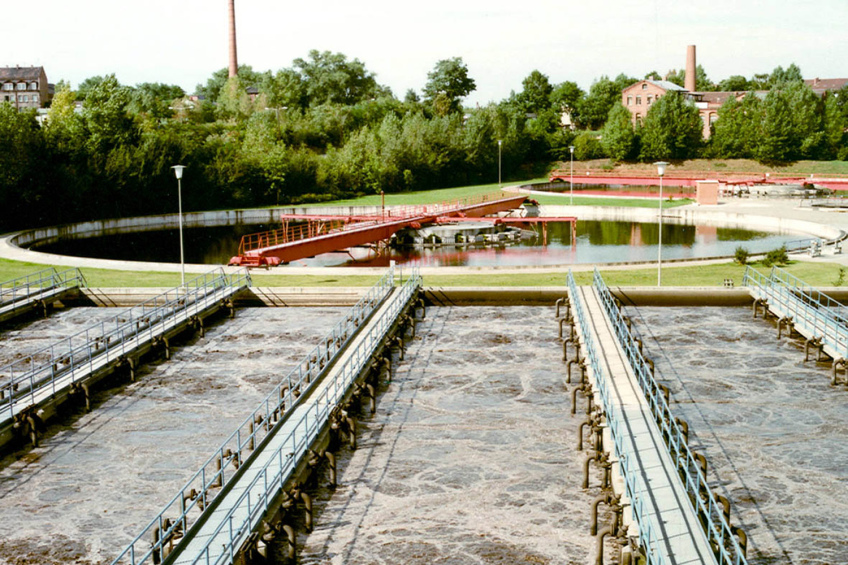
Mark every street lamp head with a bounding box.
[654,161,669,177]
[172,165,186,180]
[498,139,502,146]
[569,145,575,154]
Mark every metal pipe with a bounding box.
[583,451,598,488]
[591,493,611,535]
[578,420,590,451]
[731,525,748,558]
[595,526,612,565]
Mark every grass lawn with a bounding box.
[3,258,844,289]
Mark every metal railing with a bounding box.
[567,271,671,565]
[0,267,86,308]
[235,191,513,255]
[0,268,250,422]
[111,265,420,565]
[743,266,848,358]
[592,269,746,565]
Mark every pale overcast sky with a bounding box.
[5,0,847,104]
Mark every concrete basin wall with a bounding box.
[9,206,386,248]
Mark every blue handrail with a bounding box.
[744,265,848,359]
[0,268,250,422]
[592,268,747,565]
[0,267,86,307]
[111,265,421,565]
[567,271,670,565]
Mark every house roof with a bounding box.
[646,80,686,91]
[804,78,848,91]
[0,66,44,81]
[623,79,687,95]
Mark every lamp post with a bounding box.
[654,161,669,287]
[171,165,186,288]
[498,139,503,188]
[569,145,575,206]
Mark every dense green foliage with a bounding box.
[1,55,847,232]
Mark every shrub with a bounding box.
[734,246,749,265]
[762,246,789,267]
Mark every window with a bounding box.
[635,113,642,124]
[642,83,647,90]
[3,82,14,91]
[32,93,38,102]
[636,96,641,105]
[647,95,653,105]
[16,82,26,90]
[627,96,632,106]
[29,82,38,90]
[19,95,28,102]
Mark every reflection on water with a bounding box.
[627,306,848,565]
[35,219,797,268]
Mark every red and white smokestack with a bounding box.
[228,0,238,78]
[685,45,696,92]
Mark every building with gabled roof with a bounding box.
[0,66,52,110]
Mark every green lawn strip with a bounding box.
[309,178,549,208]
[1,257,843,289]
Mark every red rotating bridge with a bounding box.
[228,192,532,267]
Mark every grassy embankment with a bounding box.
[2,160,847,288]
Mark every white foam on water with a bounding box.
[628,306,848,565]
[297,306,598,565]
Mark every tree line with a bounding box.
[1,52,846,232]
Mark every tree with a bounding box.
[757,89,794,162]
[216,76,254,121]
[76,75,109,100]
[579,76,620,130]
[602,103,636,161]
[423,57,476,115]
[195,65,268,103]
[710,94,762,159]
[769,64,803,88]
[293,50,384,106]
[262,68,307,109]
[639,91,702,161]
[80,74,138,156]
[515,70,553,114]
[128,82,185,120]
[718,75,750,92]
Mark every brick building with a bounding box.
[621,79,687,127]
[621,46,848,140]
[0,66,52,110]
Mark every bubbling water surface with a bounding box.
[628,306,848,565]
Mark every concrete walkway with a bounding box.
[2,195,848,277]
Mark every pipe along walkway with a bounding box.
[0,267,86,324]
[564,269,748,565]
[111,265,422,565]
[0,268,251,452]
[745,265,848,385]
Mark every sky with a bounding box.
[5,0,847,105]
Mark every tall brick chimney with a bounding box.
[685,45,696,92]
[228,0,238,78]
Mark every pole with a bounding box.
[570,149,574,206]
[657,174,663,287]
[498,140,502,188]
[178,177,185,288]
